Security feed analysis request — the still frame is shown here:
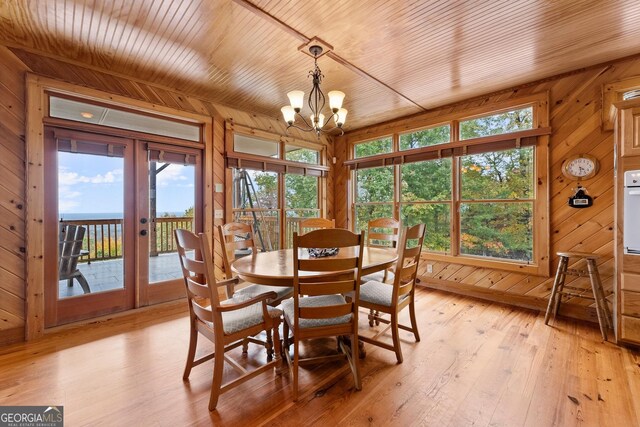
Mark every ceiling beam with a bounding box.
[232,0,426,112]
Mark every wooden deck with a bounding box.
[59,252,183,298]
[1,288,638,426]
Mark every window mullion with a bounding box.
[451,155,460,257]
[394,163,401,221]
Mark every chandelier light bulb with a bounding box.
[287,90,305,112]
[281,106,296,124]
[336,108,348,126]
[328,91,345,113]
[310,113,326,129]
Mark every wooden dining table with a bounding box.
[231,246,398,286]
[232,246,397,359]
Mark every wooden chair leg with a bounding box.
[265,330,273,362]
[208,342,225,411]
[545,257,564,324]
[283,321,290,352]
[591,260,613,329]
[272,320,283,374]
[242,338,249,356]
[351,333,362,391]
[368,309,375,327]
[587,260,608,341]
[547,257,568,324]
[292,337,299,402]
[183,326,198,380]
[409,298,421,342]
[391,313,403,364]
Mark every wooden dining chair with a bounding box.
[282,228,365,401]
[175,229,282,411]
[298,217,335,234]
[362,217,400,283]
[218,222,293,304]
[359,223,425,364]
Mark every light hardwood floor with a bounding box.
[0,288,638,426]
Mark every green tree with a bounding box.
[353,107,535,261]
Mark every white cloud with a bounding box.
[156,164,189,187]
[58,186,82,213]
[59,168,123,185]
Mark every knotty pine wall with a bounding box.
[335,56,640,322]
[0,46,30,345]
[0,46,331,345]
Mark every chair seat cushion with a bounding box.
[282,295,352,329]
[361,270,395,284]
[217,299,282,335]
[360,280,407,307]
[234,284,293,303]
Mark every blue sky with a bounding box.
[58,152,195,215]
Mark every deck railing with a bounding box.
[60,216,193,262]
[153,217,194,254]
[61,212,317,262]
[233,209,320,250]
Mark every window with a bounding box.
[229,131,326,249]
[354,136,392,158]
[459,147,534,261]
[400,158,452,253]
[285,174,319,247]
[348,96,549,275]
[232,169,280,251]
[49,96,201,141]
[233,134,279,157]
[354,166,394,232]
[285,145,320,164]
[459,107,532,140]
[400,124,450,150]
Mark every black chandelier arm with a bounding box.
[285,122,344,137]
[319,111,341,129]
[286,123,315,133]
[294,112,314,129]
[319,120,345,136]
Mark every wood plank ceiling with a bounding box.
[1,0,640,130]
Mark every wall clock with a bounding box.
[561,154,600,180]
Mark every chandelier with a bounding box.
[281,45,348,136]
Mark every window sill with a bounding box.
[421,252,550,277]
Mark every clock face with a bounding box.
[562,154,599,180]
[566,157,596,177]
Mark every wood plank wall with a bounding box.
[0,46,30,345]
[0,47,331,345]
[335,57,640,322]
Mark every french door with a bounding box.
[44,126,202,327]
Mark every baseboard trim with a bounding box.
[0,326,25,346]
[417,276,600,324]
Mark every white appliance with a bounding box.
[624,170,640,254]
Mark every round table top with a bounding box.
[231,247,398,287]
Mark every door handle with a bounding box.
[140,229,148,236]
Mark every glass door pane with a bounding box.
[58,152,125,298]
[148,161,196,284]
